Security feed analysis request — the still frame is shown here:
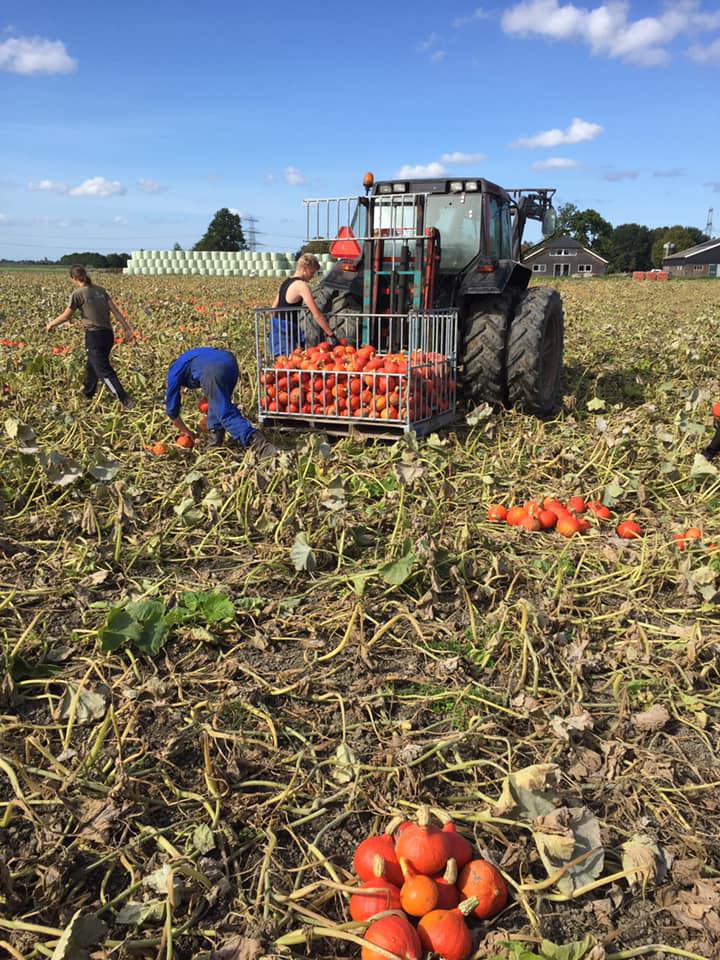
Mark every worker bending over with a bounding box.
[166,347,276,458]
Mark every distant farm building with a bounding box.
[523,236,608,277]
[662,238,720,278]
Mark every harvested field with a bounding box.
[1,272,719,960]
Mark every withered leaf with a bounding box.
[621,834,667,891]
[631,703,670,733]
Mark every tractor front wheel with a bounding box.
[458,293,514,407]
[506,287,564,418]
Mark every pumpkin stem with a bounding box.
[398,856,415,880]
[385,815,404,834]
[372,854,387,878]
[430,806,452,824]
[457,896,479,916]
[443,857,458,884]
[416,804,431,828]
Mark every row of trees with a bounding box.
[58,252,130,268]
[545,204,708,272]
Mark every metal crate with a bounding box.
[255,307,457,438]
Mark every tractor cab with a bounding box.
[306,175,557,318]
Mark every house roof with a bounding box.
[525,235,609,263]
[663,237,720,260]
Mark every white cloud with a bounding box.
[501,0,720,66]
[284,166,307,186]
[396,162,448,178]
[69,177,126,198]
[29,179,68,193]
[653,168,683,178]
[602,169,640,182]
[533,157,577,169]
[264,173,276,184]
[513,117,603,148]
[453,8,490,28]
[417,32,441,52]
[688,37,720,62]
[417,31,446,60]
[440,151,487,164]
[113,216,128,225]
[137,178,166,193]
[0,35,76,74]
[0,213,10,224]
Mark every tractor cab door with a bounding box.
[486,194,513,260]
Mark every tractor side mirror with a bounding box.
[542,206,558,238]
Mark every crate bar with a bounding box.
[304,197,361,244]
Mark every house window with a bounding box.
[694,265,703,272]
[577,264,593,274]
[549,248,577,256]
[532,263,547,273]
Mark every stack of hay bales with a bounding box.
[123,250,335,277]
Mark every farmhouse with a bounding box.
[662,238,720,278]
[523,236,608,277]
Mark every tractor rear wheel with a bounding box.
[458,293,514,407]
[506,287,563,418]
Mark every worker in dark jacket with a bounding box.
[703,424,720,460]
[166,347,276,457]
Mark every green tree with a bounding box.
[173,242,183,251]
[59,252,107,267]
[607,223,654,273]
[651,225,708,267]
[105,253,130,268]
[553,204,613,257]
[194,208,247,252]
[554,203,579,236]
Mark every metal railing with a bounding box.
[254,307,457,436]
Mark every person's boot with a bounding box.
[208,428,225,448]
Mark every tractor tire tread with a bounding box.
[458,293,514,407]
[506,287,564,418]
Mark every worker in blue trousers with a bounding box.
[165,347,277,458]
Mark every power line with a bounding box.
[243,215,259,251]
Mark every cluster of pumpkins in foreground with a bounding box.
[486,495,642,539]
[349,808,507,960]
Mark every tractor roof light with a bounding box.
[363,171,374,189]
[449,181,464,192]
[378,183,393,194]
[392,182,408,193]
[464,180,479,191]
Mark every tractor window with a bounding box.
[426,193,483,271]
[488,195,512,259]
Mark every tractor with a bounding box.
[303,172,563,418]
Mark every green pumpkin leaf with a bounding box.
[379,547,415,585]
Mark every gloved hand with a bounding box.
[327,334,340,348]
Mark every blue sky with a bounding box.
[1,1,719,259]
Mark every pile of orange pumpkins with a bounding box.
[260,340,453,422]
[349,807,507,960]
[487,495,643,540]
